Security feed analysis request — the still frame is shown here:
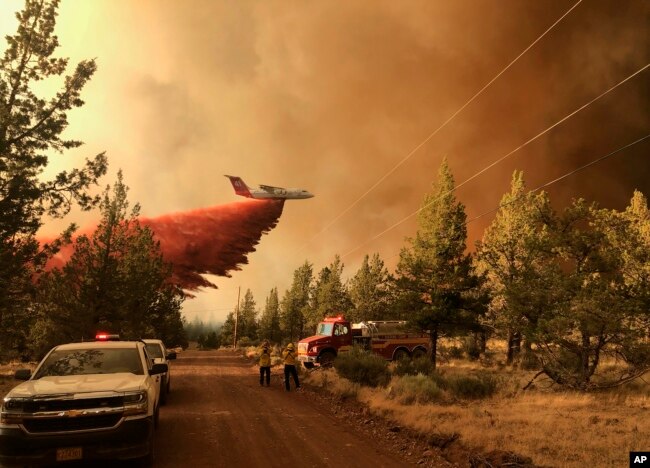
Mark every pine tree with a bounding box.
[29,172,185,356]
[280,261,313,341]
[259,287,282,344]
[0,0,107,357]
[237,289,258,341]
[308,255,352,331]
[476,171,552,364]
[348,253,393,322]
[395,159,484,369]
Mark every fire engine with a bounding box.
[297,316,429,368]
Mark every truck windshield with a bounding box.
[34,348,144,378]
[316,323,333,336]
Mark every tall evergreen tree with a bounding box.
[0,0,107,357]
[29,172,185,356]
[259,287,282,344]
[237,289,258,341]
[308,255,352,331]
[476,171,552,363]
[395,159,484,369]
[348,253,393,322]
[280,261,313,341]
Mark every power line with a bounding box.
[340,63,650,259]
[299,0,583,252]
[381,133,650,261]
[466,133,650,225]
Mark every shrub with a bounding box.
[334,346,391,387]
[462,336,481,360]
[442,345,464,360]
[390,374,443,404]
[518,350,539,370]
[446,372,498,399]
[393,357,436,377]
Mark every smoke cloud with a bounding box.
[12,0,647,320]
[42,199,285,291]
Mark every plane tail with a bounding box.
[224,175,253,198]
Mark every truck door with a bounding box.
[333,322,351,353]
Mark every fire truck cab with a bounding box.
[297,316,429,368]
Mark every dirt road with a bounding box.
[154,348,411,467]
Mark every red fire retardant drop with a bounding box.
[42,199,285,291]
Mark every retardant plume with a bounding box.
[42,199,285,290]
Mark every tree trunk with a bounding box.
[476,330,487,354]
[506,330,521,364]
[429,325,439,371]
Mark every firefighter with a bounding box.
[259,341,271,386]
[282,343,300,391]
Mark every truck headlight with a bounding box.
[123,391,148,416]
[1,397,28,425]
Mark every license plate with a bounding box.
[56,447,82,461]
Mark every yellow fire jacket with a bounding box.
[282,349,296,365]
[259,348,271,367]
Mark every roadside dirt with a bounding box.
[154,348,450,467]
[0,349,533,467]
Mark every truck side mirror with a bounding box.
[150,363,168,375]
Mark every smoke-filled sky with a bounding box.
[2,0,648,323]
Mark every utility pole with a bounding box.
[233,286,241,348]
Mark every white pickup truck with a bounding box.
[0,339,167,466]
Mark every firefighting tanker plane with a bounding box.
[225,175,314,200]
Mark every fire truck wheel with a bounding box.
[319,351,336,367]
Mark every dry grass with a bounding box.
[306,340,650,467]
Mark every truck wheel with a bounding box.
[141,429,155,466]
[319,351,335,367]
[393,349,410,361]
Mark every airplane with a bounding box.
[224,175,314,200]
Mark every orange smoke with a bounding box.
[42,199,285,290]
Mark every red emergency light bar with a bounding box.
[95,333,120,341]
[323,316,345,322]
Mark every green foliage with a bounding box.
[306,255,352,333]
[258,287,282,344]
[237,289,259,341]
[280,261,312,341]
[0,0,107,357]
[462,336,481,361]
[185,317,221,343]
[348,253,394,322]
[476,171,551,364]
[395,158,486,369]
[198,331,220,350]
[445,373,499,399]
[393,356,436,377]
[29,173,186,356]
[334,346,391,387]
[441,344,464,360]
[390,374,443,404]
